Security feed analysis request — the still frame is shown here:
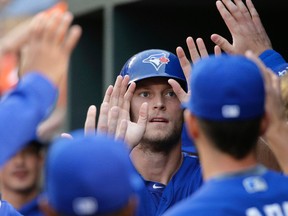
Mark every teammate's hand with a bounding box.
[211,0,272,56]
[19,11,82,87]
[0,17,33,59]
[96,75,148,151]
[172,36,221,104]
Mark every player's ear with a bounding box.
[39,196,59,216]
[184,109,199,139]
[259,112,269,136]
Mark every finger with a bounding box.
[216,0,238,36]
[108,106,120,135]
[137,102,148,128]
[176,46,191,81]
[221,0,241,22]
[232,0,250,22]
[84,105,97,136]
[102,85,113,103]
[246,0,269,41]
[118,75,130,108]
[186,36,201,63]
[54,12,73,44]
[122,81,136,117]
[214,45,222,55]
[168,79,189,103]
[233,0,256,35]
[63,25,82,53]
[30,12,47,41]
[196,38,209,57]
[210,33,233,54]
[110,75,123,107]
[97,102,109,133]
[115,119,128,141]
[43,11,62,42]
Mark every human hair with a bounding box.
[197,117,262,159]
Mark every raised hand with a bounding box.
[20,11,82,87]
[171,36,221,104]
[83,75,148,151]
[211,0,272,56]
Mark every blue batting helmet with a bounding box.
[120,49,188,92]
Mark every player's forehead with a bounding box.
[135,77,171,89]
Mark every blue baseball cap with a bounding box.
[187,54,265,121]
[120,49,188,92]
[44,130,143,215]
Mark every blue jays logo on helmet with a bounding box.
[120,49,188,92]
[142,53,170,71]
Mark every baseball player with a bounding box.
[0,10,81,166]
[92,49,203,216]
[163,53,288,216]
[176,0,288,172]
[0,10,81,215]
[40,130,142,216]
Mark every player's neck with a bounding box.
[130,144,182,185]
[197,141,258,181]
[1,187,39,209]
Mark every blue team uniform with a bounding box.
[259,49,288,77]
[18,195,44,216]
[0,73,56,215]
[163,165,288,216]
[136,152,202,216]
[0,73,57,166]
[0,200,23,216]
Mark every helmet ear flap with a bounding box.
[120,49,188,92]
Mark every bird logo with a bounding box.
[142,53,170,71]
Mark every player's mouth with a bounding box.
[149,117,168,123]
[12,170,28,179]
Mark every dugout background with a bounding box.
[67,0,288,130]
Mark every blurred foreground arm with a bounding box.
[0,11,81,165]
[246,51,288,174]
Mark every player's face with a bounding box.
[130,77,183,152]
[0,144,43,194]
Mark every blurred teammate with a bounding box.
[40,131,142,216]
[177,0,288,170]
[0,140,44,216]
[0,8,81,215]
[163,53,288,215]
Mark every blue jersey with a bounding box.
[163,166,288,216]
[18,195,44,216]
[181,123,197,154]
[0,200,23,216]
[136,153,202,216]
[259,49,288,77]
[0,73,57,166]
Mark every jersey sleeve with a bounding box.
[259,49,288,77]
[0,72,58,166]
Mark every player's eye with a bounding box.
[139,92,150,97]
[165,90,176,97]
